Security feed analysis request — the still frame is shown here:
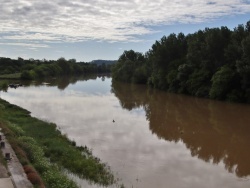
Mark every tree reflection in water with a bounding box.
[111,80,250,178]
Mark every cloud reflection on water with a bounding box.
[1,76,250,188]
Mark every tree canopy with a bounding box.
[112,20,250,103]
[0,57,112,80]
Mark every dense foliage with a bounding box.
[0,57,112,80]
[112,21,250,103]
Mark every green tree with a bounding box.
[112,50,146,83]
[209,66,235,100]
[57,57,72,75]
[148,33,187,89]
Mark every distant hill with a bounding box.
[90,60,117,65]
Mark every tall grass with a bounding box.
[0,73,21,79]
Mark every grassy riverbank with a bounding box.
[0,73,21,79]
[0,98,116,187]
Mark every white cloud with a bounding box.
[0,42,49,48]
[0,0,250,44]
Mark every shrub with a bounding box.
[19,136,78,188]
[21,70,33,80]
[24,165,35,174]
[8,123,25,136]
[0,104,5,110]
[27,172,44,187]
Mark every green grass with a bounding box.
[0,150,7,168]
[0,80,8,91]
[0,98,116,187]
[0,73,21,79]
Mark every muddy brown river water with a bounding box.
[1,75,250,188]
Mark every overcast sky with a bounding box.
[0,0,250,62]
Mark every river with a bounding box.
[1,75,250,188]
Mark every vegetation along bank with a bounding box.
[112,20,250,103]
[0,98,116,188]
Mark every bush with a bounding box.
[24,165,44,187]
[27,172,43,186]
[24,165,36,174]
[8,123,25,136]
[19,136,78,188]
[0,104,5,110]
[21,70,33,80]
[0,81,8,92]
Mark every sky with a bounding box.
[0,0,250,62]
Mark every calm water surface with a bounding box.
[1,75,250,188]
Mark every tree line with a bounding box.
[112,20,250,103]
[0,57,112,80]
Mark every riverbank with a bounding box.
[0,73,21,79]
[0,98,116,187]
